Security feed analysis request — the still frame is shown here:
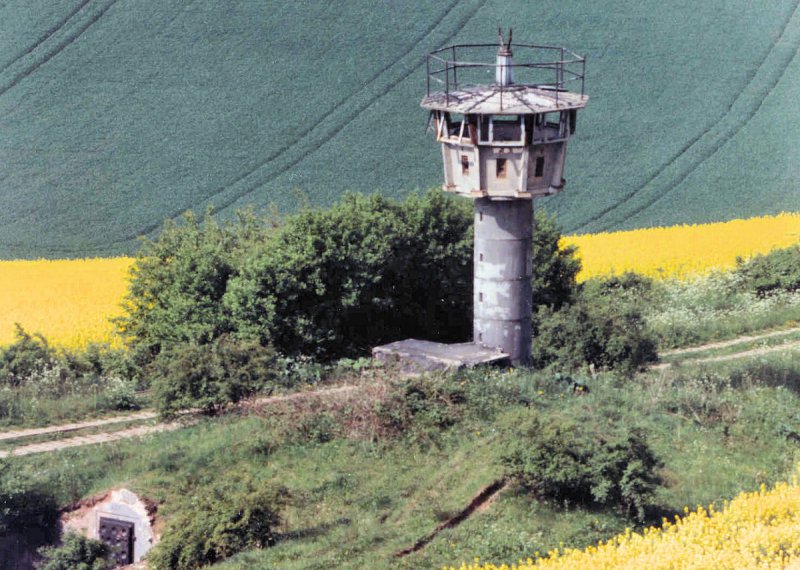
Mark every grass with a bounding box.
[10,356,800,568]
[1,0,799,258]
[659,328,800,364]
[644,272,800,350]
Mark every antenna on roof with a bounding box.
[498,27,513,56]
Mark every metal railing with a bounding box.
[425,43,586,107]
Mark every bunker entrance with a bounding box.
[98,517,134,567]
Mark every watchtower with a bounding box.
[421,30,588,364]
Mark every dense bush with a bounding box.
[0,325,57,387]
[119,189,582,364]
[531,284,658,375]
[116,209,268,366]
[0,460,59,538]
[531,212,581,310]
[225,191,474,359]
[733,245,800,297]
[501,414,662,520]
[37,533,111,570]
[147,476,287,570]
[151,335,278,418]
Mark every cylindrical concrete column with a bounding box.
[473,197,532,364]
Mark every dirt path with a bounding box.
[660,327,800,357]
[654,339,800,370]
[0,422,182,458]
[0,411,158,442]
[0,385,357,458]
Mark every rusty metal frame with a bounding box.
[424,43,586,107]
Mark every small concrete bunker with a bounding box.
[62,488,156,567]
[374,29,588,368]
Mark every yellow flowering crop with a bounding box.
[445,474,800,570]
[0,257,133,349]
[563,213,800,281]
[2,213,800,348]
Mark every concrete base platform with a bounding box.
[372,339,510,374]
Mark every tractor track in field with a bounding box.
[0,385,357,458]
[580,0,800,233]
[0,0,91,74]
[654,339,800,371]
[654,326,800,369]
[210,0,489,213]
[99,0,467,246]
[95,0,489,252]
[0,0,119,98]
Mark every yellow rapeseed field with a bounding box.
[2,213,800,348]
[446,473,800,570]
[0,257,133,349]
[564,212,800,281]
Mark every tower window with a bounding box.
[479,252,484,261]
[479,292,484,302]
[496,158,508,179]
[461,155,470,175]
[479,211,483,222]
[535,156,545,177]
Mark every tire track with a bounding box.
[0,0,119,98]
[0,0,481,256]
[578,0,800,233]
[110,0,465,242]
[206,0,488,215]
[0,0,91,74]
[608,20,800,229]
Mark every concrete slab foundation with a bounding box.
[372,339,510,373]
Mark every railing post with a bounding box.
[426,56,430,96]
[582,57,586,96]
[452,46,458,89]
[445,61,449,105]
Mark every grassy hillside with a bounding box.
[1,0,799,257]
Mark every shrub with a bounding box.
[501,414,662,520]
[532,212,581,310]
[37,533,111,570]
[733,245,800,297]
[225,191,473,359]
[0,325,57,387]
[120,190,580,363]
[147,476,287,570]
[116,209,268,367]
[150,335,278,418]
[0,460,59,538]
[531,297,658,375]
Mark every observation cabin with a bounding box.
[421,30,588,364]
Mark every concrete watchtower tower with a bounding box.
[421,30,588,364]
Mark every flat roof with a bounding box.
[421,84,588,114]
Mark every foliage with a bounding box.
[225,190,473,359]
[150,335,278,417]
[733,245,800,297]
[116,210,267,367]
[0,459,59,538]
[0,324,57,387]
[147,475,287,570]
[501,413,662,521]
[644,271,800,349]
[37,533,111,570]
[531,278,658,374]
[0,326,141,427]
[532,213,581,310]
